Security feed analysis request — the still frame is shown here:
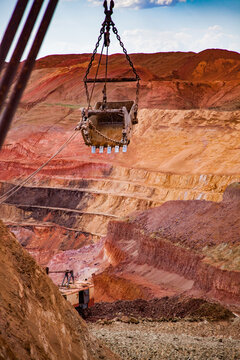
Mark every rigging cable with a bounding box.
[0,129,79,204]
[87,41,105,110]
[0,0,59,149]
[103,43,109,107]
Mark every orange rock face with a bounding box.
[1,49,240,178]
[23,49,240,110]
[10,224,93,265]
[0,220,118,360]
[102,187,240,307]
[0,49,240,310]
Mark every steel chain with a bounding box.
[84,26,105,81]
[81,1,140,146]
[112,25,140,106]
[83,22,140,108]
[112,26,139,80]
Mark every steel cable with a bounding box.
[0,0,29,72]
[0,0,45,110]
[0,129,79,204]
[0,0,59,149]
[88,41,105,109]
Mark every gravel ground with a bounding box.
[89,318,240,360]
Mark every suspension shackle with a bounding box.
[103,0,114,15]
[103,0,114,47]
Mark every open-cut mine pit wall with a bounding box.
[0,50,240,308]
[1,166,240,266]
[0,220,118,360]
[99,189,240,308]
[105,221,239,300]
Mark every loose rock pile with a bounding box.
[86,296,239,359]
[83,295,235,322]
[89,319,240,360]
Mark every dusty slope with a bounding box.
[95,183,240,308]
[0,220,119,360]
[1,49,240,177]
[0,50,239,310]
[21,49,240,110]
[1,107,240,258]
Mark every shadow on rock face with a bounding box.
[222,182,240,203]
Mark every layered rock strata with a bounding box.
[0,220,118,360]
[97,184,240,308]
[0,50,240,308]
[1,167,239,266]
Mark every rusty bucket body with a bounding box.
[79,0,140,151]
[80,100,137,148]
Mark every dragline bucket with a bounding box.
[76,0,140,153]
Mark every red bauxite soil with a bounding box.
[131,185,240,250]
[98,183,240,307]
[20,49,240,110]
[0,220,119,360]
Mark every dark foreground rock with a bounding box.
[0,220,119,360]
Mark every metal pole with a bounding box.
[0,0,59,149]
[0,0,29,72]
[0,0,45,110]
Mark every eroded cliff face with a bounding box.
[2,109,240,176]
[99,186,240,308]
[1,164,239,266]
[0,220,118,360]
[18,49,240,110]
[0,50,239,308]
